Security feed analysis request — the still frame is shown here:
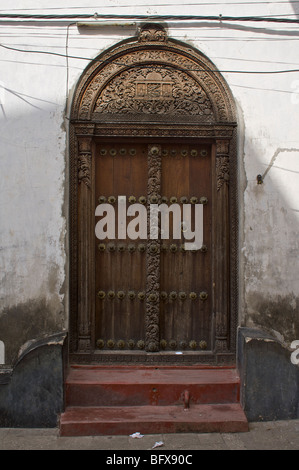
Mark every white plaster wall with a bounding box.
[0,51,66,288]
[0,0,299,360]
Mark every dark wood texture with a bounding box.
[95,142,148,347]
[159,143,212,351]
[93,141,214,354]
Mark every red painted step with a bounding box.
[60,403,248,436]
[60,366,248,436]
[65,365,241,407]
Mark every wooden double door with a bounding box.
[93,140,215,355]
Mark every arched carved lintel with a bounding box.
[71,24,237,125]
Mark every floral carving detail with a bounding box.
[145,145,161,352]
[216,157,230,191]
[76,44,234,122]
[138,24,167,43]
[93,67,215,120]
[78,153,91,187]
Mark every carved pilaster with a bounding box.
[145,145,161,352]
[216,140,230,191]
[78,139,92,187]
[216,140,230,155]
[215,325,229,353]
[77,136,93,352]
[78,153,91,187]
[214,140,230,353]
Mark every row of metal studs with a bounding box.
[98,243,208,253]
[98,195,208,204]
[99,148,208,157]
[97,290,208,301]
[96,338,208,350]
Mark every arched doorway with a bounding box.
[69,24,238,365]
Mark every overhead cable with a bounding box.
[1,42,299,74]
[0,13,299,24]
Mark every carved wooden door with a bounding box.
[94,140,213,356]
[95,141,148,351]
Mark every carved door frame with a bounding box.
[68,24,238,365]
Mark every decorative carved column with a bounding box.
[77,136,93,352]
[215,140,230,354]
[145,144,161,352]
[216,141,230,191]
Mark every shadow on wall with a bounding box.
[292,2,299,16]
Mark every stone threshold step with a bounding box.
[65,366,241,407]
[60,403,248,436]
[66,365,240,385]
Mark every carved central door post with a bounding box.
[77,135,93,352]
[145,145,162,352]
[214,140,230,354]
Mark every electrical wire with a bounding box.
[1,1,299,8]
[0,1,298,8]
[1,41,299,74]
[66,22,76,104]
[0,13,299,23]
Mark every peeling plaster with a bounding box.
[0,263,65,365]
[245,292,299,345]
[245,336,276,344]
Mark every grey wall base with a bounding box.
[1,328,299,427]
[238,327,299,422]
[0,333,66,428]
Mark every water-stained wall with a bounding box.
[0,1,298,374]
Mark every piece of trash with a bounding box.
[175,351,183,355]
[130,432,144,439]
[152,441,164,449]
